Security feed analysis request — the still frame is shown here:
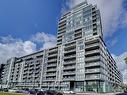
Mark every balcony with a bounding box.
[24,65,29,68]
[63,60,76,65]
[46,73,56,77]
[63,76,75,81]
[47,68,56,72]
[57,37,62,41]
[85,75,100,80]
[63,65,76,70]
[35,67,40,70]
[35,71,40,75]
[64,44,76,49]
[64,49,76,54]
[36,62,41,66]
[64,55,76,59]
[47,59,57,63]
[48,54,58,57]
[29,68,34,71]
[63,71,76,75]
[34,75,40,78]
[48,48,58,52]
[85,49,100,55]
[29,64,34,67]
[85,56,100,62]
[85,62,100,67]
[85,68,100,74]
[59,17,66,23]
[57,31,65,36]
[44,78,56,81]
[24,69,28,72]
[47,64,57,67]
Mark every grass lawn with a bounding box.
[0,92,27,95]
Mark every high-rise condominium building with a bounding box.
[2,1,122,93]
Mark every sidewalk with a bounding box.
[76,92,121,95]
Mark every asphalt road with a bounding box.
[116,93,127,95]
[63,93,127,95]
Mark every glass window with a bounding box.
[64,31,74,43]
[77,57,84,63]
[78,40,83,45]
[78,45,84,50]
[77,63,84,68]
[77,52,84,57]
[84,30,93,37]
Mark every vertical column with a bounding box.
[7,58,15,88]
[75,39,85,92]
[19,61,25,85]
[39,51,45,88]
[56,46,63,90]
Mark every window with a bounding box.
[77,40,84,50]
[77,57,84,63]
[77,52,84,57]
[77,63,84,68]
[93,32,97,35]
[64,31,74,43]
[78,40,83,44]
[84,30,93,37]
[78,45,84,50]
[76,75,84,80]
[84,16,92,22]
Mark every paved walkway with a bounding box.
[71,92,122,95]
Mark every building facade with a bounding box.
[2,1,123,93]
[0,64,5,84]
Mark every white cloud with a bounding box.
[112,52,127,84]
[41,42,56,50]
[107,37,118,47]
[0,32,57,63]
[31,32,56,49]
[0,37,36,64]
[23,41,36,54]
[65,0,127,38]
[0,35,18,43]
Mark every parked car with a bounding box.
[37,91,45,95]
[0,89,2,91]
[15,90,29,94]
[28,89,37,95]
[37,90,63,95]
[63,90,75,94]
[8,89,18,92]
[1,88,8,92]
[124,90,127,93]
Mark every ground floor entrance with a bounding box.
[59,81,114,93]
[5,81,122,93]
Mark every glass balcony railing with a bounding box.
[85,49,100,55]
[63,71,75,75]
[63,60,76,65]
[63,76,75,80]
[85,62,100,67]
[85,68,100,73]
[85,74,100,80]
[64,49,76,53]
[85,56,100,62]
[64,55,76,59]
[47,68,56,72]
[63,65,76,70]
